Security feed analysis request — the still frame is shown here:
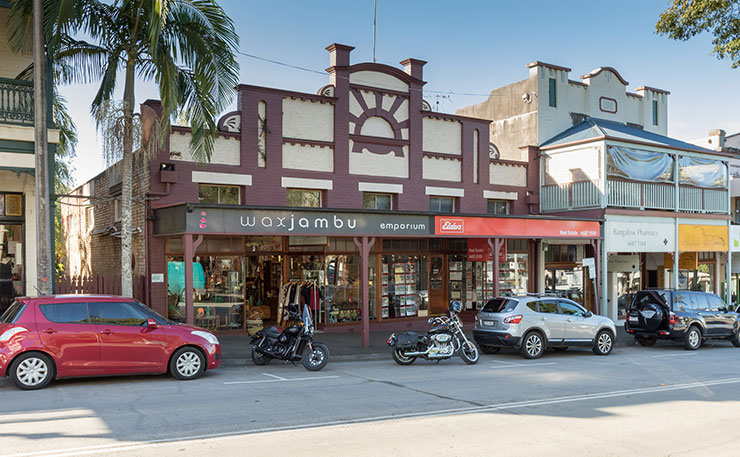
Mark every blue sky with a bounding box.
[62,0,740,185]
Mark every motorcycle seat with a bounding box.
[264,326,280,338]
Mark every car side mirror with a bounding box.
[147,318,158,329]
[585,311,593,318]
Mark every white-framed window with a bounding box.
[363,193,392,210]
[86,206,94,231]
[429,196,455,213]
[286,189,322,208]
[198,184,241,205]
[114,199,122,222]
[487,199,509,215]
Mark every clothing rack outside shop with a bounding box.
[277,280,323,327]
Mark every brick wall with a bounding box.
[61,154,150,281]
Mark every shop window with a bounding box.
[198,184,240,205]
[286,189,322,208]
[507,239,528,253]
[487,199,509,215]
[429,238,444,252]
[363,193,392,210]
[429,196,455,213]
[198,236,244,254]
[545,244,583,263]
[549,78,557,107]
[0,193,22,216]
[382,239,425,252]
[327,237,359,253]
[168,237,184,254]
[245,236,283,252]
[448,239,467,252]
[381,255,427,318]
[325,254,375,322]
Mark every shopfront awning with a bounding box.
[153,204,601,240]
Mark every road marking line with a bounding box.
[8,376,740,457]
[489,362,557,369]
[223,375,339,385]
[262,373,286,380]
[652,353,697,358]
[490,360,521,365]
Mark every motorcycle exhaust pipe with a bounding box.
[400,348,431,357]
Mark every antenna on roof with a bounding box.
[372,0,377,63]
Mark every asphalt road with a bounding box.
[2,342,740,457]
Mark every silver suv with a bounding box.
[473,295,617,359]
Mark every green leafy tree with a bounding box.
[9,0,240,297]
[656,0,740,68]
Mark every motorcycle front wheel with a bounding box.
[459,341,479,365]
[302,343,329,371]
[391,348,417,365]
[252,346,272,366]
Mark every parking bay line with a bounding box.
[224,374,339,385]
[651,353,698,358]
[490,360,557,369]
[13,377,740,457]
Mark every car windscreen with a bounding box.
[0,301,25,324]
[632,291,670,310]
[482,299,517,313]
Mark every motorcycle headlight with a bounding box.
[191,330,219,345]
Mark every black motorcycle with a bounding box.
[250,304,329,371]
[386,300,479,365]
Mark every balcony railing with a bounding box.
[0,77,34,125]
[541,179,729,214]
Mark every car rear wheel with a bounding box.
[170,347,206,380]
[520,332,545,359]
[479,345,501,354]
[10,353,55,390]
[684,326,702,351]
[592,330,614,356]
[636,336,657,347]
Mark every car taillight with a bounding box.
[503,315,523,324]
[669,312,678,325]
[0,326,28,343]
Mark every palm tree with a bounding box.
[9,0,240,297]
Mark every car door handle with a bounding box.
[42,328,56,334]
[567,319,573,323]
[540,317,547,321]
[100,329,112,335]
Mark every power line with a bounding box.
[236,49,498,98]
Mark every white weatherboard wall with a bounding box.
[282,98,334,142]
[543,145,601,185]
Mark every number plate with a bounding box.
[629,316,638,323]
[483,320,496,327]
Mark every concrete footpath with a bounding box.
[218,326,635,366]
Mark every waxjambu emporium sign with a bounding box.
[186,207,433,237]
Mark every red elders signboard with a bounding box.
[467,238,506,262]
[436,216,599,238]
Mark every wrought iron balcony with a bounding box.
[541,179,729,214]
[0,77,33,126]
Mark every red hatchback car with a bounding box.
[0,295,221,390]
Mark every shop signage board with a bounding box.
[663,252,699,270]
[605,217,674,252]
[582,257,596,279]
[187,208,434,236]
[467,238,506,262]
[435,216,599,238]
[678,224,728,252]
[607,254,640,272]
[289,236,328,246]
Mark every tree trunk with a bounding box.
[120,59,136,297]
[33,0,52,295]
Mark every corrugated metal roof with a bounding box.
[540,118,716,153]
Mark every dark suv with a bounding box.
[625,289,740,350]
